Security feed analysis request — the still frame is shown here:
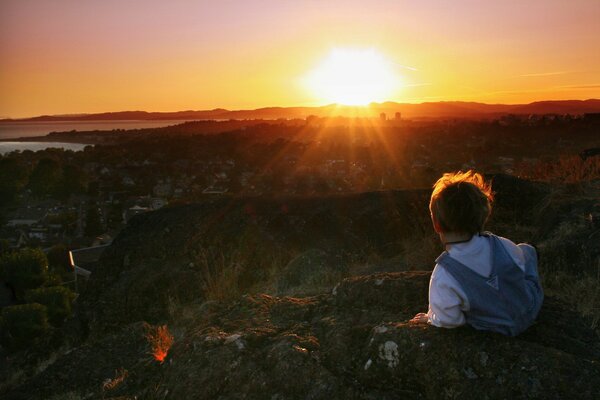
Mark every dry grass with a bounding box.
[516,155,600,184]
[193,246,292,302]
[543,265,600,332]
[400,233,441,270]
[102,367,129,392]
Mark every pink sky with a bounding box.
[1,0,599,118]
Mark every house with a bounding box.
[123,205,150,222]
[92,233,113,247]
[202,184,229,195]
[122,176,135,186]
[6,207,47,227]
[153,181,172,197]
[69,244,110,289]
[150,197,167,210]
[240,172,255,187]
[28,225,49,241]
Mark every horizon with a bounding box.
[1,1,600,118]
[3,98,600,121]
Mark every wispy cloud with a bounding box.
[403,82,432,87]
[557,83,600,89]
[392,62,418,71]
[477,83,600,98]
[520,71,572,77]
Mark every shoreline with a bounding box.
[0,135,97,144]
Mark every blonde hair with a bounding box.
[429,171,494,234]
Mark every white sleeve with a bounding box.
[427,264,468,328]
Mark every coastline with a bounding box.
[0,135,98,144]
[0,141,89,154]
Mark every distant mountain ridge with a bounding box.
[3,99,600,122]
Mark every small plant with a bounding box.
[144,324,174,363]
[102,367,129,392]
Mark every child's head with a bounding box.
[429,171,493,235]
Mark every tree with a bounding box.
[0,248,48,300]
[28,158,61,197]
[0,239,10,255]
[47,244,71,273]
[106,203,124,230]
[0,157,28,206]
[84,205,103,237]
[0,303,49,351]
[25,286,75,326]
[57,164,87,199]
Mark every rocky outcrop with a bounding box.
[5,272,599,400]
[4,176,599,399]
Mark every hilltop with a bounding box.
[1,175,599,399]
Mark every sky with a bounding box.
[1,0,599,118]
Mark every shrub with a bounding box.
[0,303,49,351]
[0,248,48,299]
[144,324,173,363]
[46,244,71,272]
[25,286,76,326]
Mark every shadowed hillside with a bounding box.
[2,175,599,399]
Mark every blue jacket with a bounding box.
[436,233,543,336]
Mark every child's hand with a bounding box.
[409,312,429,324]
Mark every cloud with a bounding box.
[557,83,600,89]
[520,71,572,77]
[392,62,418,71]
[403,82,432,87]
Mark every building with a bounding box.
[69,244,110,291]
[6,207,47,227]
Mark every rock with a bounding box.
[5,274,600,400]
[7,180,599,399]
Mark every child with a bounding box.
[410,171,543,336]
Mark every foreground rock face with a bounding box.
[6,272,599,400]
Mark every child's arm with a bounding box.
[422,264,468,328]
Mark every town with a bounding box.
[1,113,599,255]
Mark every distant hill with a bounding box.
[3,99,600,122]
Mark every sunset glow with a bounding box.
[0,1,599,117]
[303,49,401,105]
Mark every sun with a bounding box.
[303,48,401,106]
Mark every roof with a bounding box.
[69,244,110,270]
[6,207,47,226]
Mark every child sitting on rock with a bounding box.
[410,171,543,336]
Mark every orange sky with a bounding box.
[1,0,599,118]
